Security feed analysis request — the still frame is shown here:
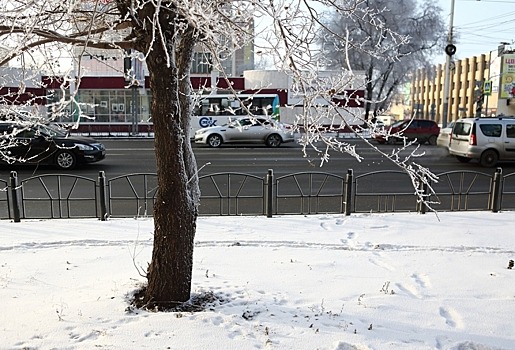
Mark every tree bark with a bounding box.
[364,65,375,120]
[139,11,200,308]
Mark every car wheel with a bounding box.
[480,150,498,167]
[456,156,471,163]
[428,135,437,145]
[266,134,282,147]
[387,137,396,145]
[55,150,77,170]
[207,134,223,148]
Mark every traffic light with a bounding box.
[474,87,484,103]
[445,44,457,56]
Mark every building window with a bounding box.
[191,52,212,74]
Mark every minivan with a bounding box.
[448,116,515,167]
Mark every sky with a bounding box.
[0,212,514,349]
[436,0,515,64]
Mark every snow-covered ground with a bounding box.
[1,212,514,349]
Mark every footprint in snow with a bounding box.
[335,219,345,225]
[439,306,463,329]
[320,222,330,230]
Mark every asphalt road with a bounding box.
[2,137,515,180]
[3,138,515,217]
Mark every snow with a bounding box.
[1,212,514,350]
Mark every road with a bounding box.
[2,138,515,180]
[3,138,515,218]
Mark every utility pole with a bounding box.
[124,49,141,136]
[442,0,456,128]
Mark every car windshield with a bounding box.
[227,119,245,127]
[37,124,67,137]
[390,120,408,128]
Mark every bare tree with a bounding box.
[0,0,440,310]
[319,0,445,119]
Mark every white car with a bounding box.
[436,121,455,149]
[194,117,295,148]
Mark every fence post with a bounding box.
[266,169,274,218]
[344,169,353,216]
[490,167,503,213]
[98,171,108,221]
[418,176,428,214]
[9,171,20,222]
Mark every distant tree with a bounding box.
[319,0,446,119]
[0,0,440,310]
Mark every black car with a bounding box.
[0,121,106,169]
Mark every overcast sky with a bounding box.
[436,0,515,64]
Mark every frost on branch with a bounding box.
[251,0,443,210]
[0,0,442,210]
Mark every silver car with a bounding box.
[448,116,515,167]
[194,117,295,148]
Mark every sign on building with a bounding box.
[499,54,515,99]
[483,80,492,96]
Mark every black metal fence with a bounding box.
[0,167,512,222]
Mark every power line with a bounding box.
[459,0,515,3]
[457,11,515,29]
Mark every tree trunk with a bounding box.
[363,65,375,121]
[140,16,200,308]
[365,80,374,121]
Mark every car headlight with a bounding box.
[91,143,105,150]
[196,129,207,136]
[74,143,95,151]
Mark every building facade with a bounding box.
[410,52,503,126]
[42,45,253,127]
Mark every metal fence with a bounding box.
[0,167,511,221]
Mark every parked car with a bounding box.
[436,121,455,149]
[373,119,440,145]
[448,116,515,167]
[369,119,386,139]
[194,117,295,148]
[0,121,106,169]
[370,119,385,129]
[0,109,36,122]
[375,115,396,126]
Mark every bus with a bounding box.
[48,93,281,137]
[191,93,280,134]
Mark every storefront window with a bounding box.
[110,90,127,122]
[48,89,152,123]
